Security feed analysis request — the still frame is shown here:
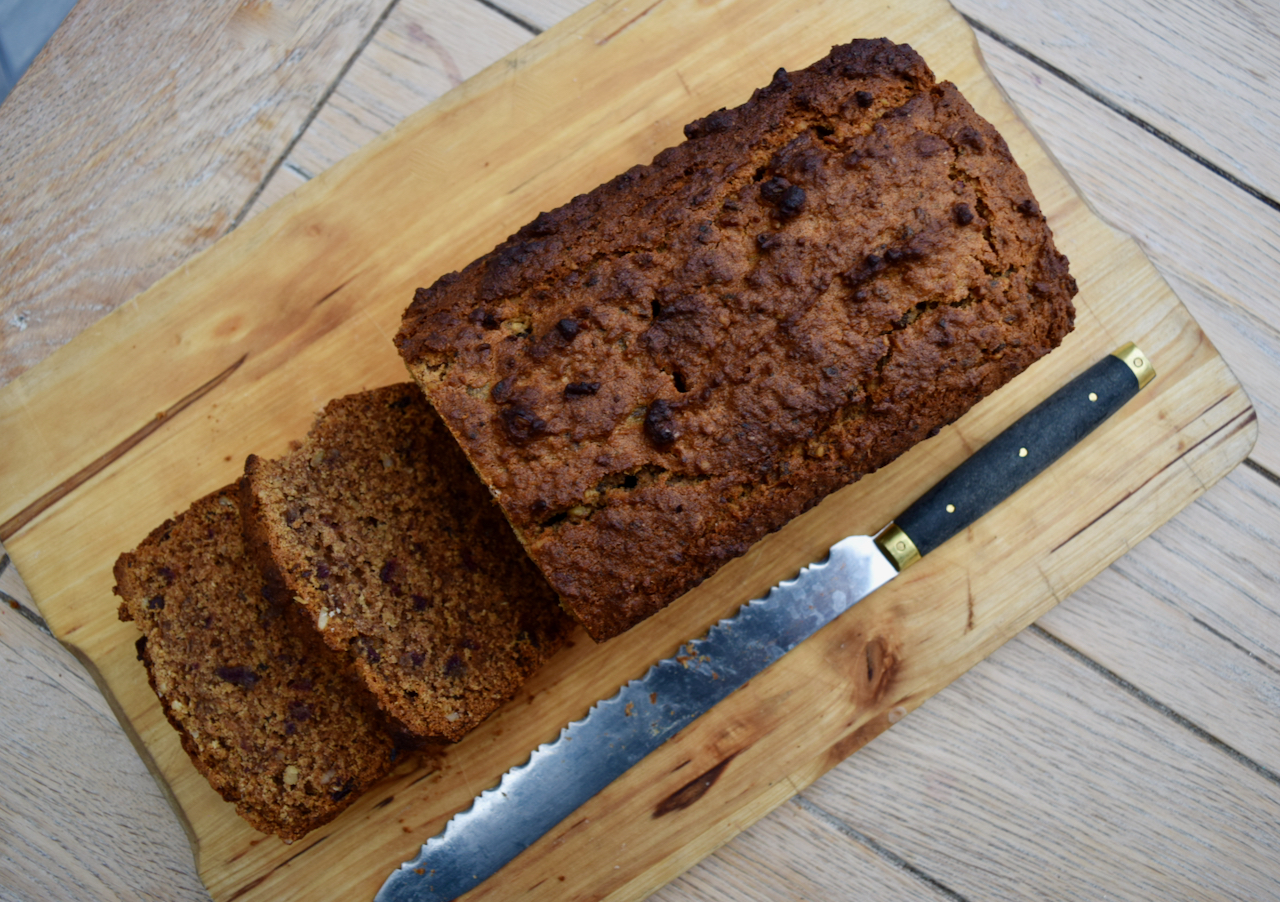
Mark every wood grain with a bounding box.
[664,468,1280,900]
[490,0,591,32]
[967,32,1280,473]
[1039,463,1280,771]
[0,0,393,388]
[0,0,1256,899]
[243,0,538,222]
[0,549,207,902]
[956,0,1280,199]
[809,627,1280,901]
[286,0,535,179]
[650,799,943,902]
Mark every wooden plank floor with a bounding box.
[1,0,1278,899]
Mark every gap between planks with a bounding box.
[960,11,1280,485]
[473,0,543,35]
[960,14,1280,217]
[1028,623,1280,791]
[764,609,1280,901]
[234,0,543,203]
[790,796,972,902]
[228,0,408,232]
[0,548,50,634]
[1244,457,1280,490]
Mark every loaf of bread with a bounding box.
[114,486,397,842]
[240,383,574,742]
[396,38,1077,641]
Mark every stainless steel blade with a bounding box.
[376,535,897,902]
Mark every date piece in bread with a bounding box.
[114,486,396,842]
[396,39,1077,641]
[241,383,573,742]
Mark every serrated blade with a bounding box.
[376,535,897,902]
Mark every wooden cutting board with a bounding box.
[0,0,1256,899]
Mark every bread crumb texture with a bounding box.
[113,486,396,841]
[396,39,1077,641]
[241,384,573,741]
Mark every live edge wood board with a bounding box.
[0,0,1256,899]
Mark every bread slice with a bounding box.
[395,38,1077,641]
[114,485,396,842]
[240,383,573,742]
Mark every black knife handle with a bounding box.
[876,343,1155,570]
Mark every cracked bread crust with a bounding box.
[240,383,573,742]
[114,486,396,842]
[396,39,1077,642]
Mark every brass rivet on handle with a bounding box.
[1113,342,1156,389]
[875,523,921,572]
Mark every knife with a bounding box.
[376,342,1156,902]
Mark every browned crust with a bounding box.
[238,460,287,591]
[395,38,1076,641]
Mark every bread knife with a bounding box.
[376,342,1156,902]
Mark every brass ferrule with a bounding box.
[875,522,921,572]
[1112,342,1156,389]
